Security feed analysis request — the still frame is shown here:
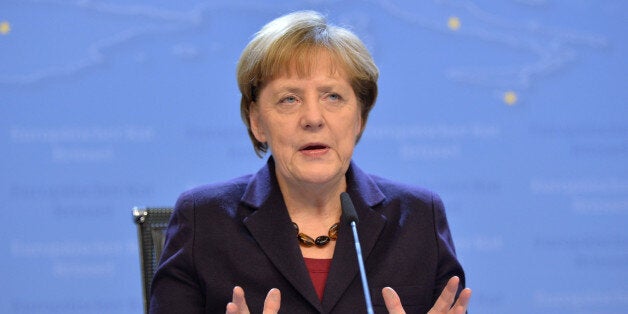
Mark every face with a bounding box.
[249,52,363,188]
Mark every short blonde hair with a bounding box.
[237,10,379,157]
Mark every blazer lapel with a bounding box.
[241,159,323,312]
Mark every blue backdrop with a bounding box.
[2,1,627,313]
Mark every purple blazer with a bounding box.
[149,158,465,313]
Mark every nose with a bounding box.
[300,100,324,130]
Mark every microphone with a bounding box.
[340,192,374,314]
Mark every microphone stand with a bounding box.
[340,192,374,314]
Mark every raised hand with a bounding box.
[227,276,470,314]
[225,286,281,314]
[383,276,472,314]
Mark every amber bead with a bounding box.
[315,236,331,246]
[329,223,339,240]
[297,233,315,247]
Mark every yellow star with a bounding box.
[503,91,518,106]
[448,16,461,31]
[0,21,10,35]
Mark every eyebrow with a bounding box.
[279,86,303,94]
[273,83,348,94]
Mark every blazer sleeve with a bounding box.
[149,190,205,314]
[431,192,466,304]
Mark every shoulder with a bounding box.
[369,174,442,208]
[367,175,453,244]
[174,174,253,212]
[348,162,442,210]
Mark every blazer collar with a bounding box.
[240,157,387,312]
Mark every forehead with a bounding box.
[261,62,353,96]
[269,48,349,82]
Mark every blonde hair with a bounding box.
[237,10,379,157]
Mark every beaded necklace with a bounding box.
[292,222,339,247]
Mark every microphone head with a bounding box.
[340,192,359,223]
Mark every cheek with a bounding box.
[340,116,362,148]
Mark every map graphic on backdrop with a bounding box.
[2,1,627,313]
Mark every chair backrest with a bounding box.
[132,206,173,314]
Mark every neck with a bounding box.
[276,172,346,220]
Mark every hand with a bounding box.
[383,276,472,314]
[226,276,471,314]
[225,286,281,314]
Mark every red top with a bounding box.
[303,258,332,301]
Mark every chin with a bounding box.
[298,168,344,185]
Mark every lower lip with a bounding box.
[300,147,329,157]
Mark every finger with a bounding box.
[262,288,281,314]
[231,286,250,314]
[382,287,406,314]
[448,288,472,314]
[225,302,238,314]
[428,276,460,313]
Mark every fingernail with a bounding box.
[269,288,280,300]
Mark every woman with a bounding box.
[150,10,471,314]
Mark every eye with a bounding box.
[326,93,342,102]
[280,95,298,104]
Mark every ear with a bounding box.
[358,115,364,134]
[249,102,267,143]
[355,110,364,138]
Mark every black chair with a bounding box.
[132,206,173,314]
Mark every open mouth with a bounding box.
[300,144,329,151]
